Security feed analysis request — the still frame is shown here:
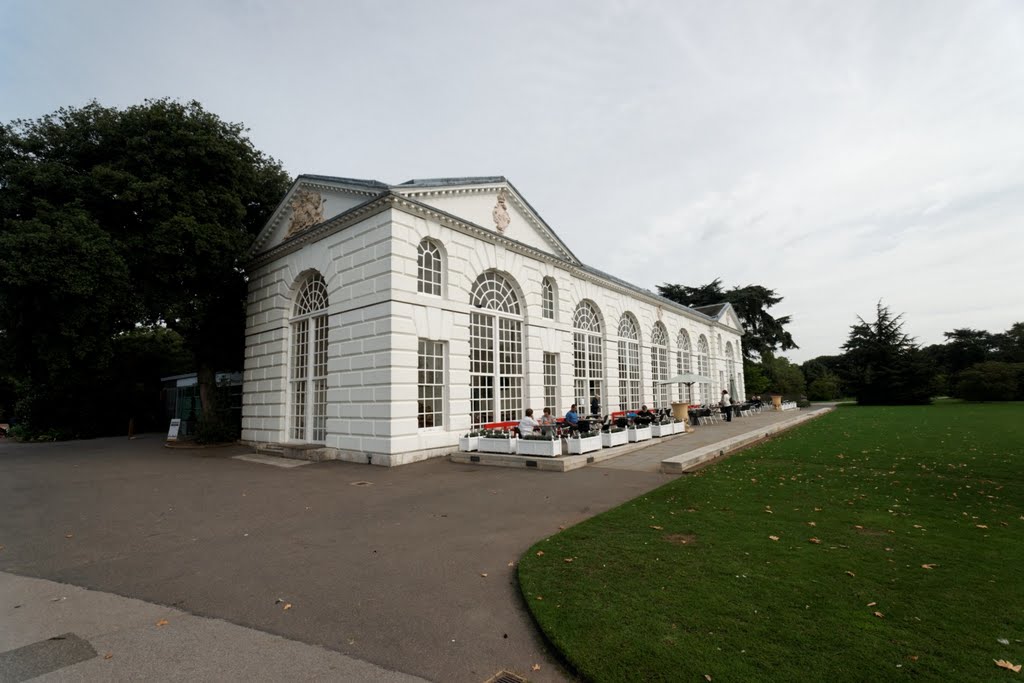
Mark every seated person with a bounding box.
[635,405,655,426]
[517,408,540,437]
[538,407,557,437]
[564,404,580,431]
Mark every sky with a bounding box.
[2,0,1021,362]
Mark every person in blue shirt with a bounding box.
[565,404,580,431]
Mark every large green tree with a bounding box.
[657,279,797,361]
[0,99,291,437]
[840,302,935,405]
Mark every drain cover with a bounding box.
[349,480,373,487]
[484,671,527,683]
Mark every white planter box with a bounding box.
[477,437,517,454]
[517,438,561,457]
[459,436,479,452]
[567,435,602,454]
[673,421,686,434]
[628,426,652,442]
[651,423,673,438]
[602,430,629,448]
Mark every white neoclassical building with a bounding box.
[242,175,745,465]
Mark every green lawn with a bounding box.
[518,403,1024,682]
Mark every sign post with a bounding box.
[167,418,181,442]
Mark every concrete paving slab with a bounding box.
[0,572,427,683]
[232,453,312,468]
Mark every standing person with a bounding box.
[590,392,600,417]
[518,408,540,437]
[538,407,557,436]
[720,389,732,422]
[564,404,580,432]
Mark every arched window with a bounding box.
[291,273,329,442]
[541,278,556,320]
[417,239,442,296]
[697,335,711,405]
[617,315,641,410]
[572,301,604,413]
[469,271,523,427]
[676,330,692,404]
[651,322,669,408]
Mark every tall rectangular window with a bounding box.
[418,339,445,428]
[290,319,309,440]
[497,318,523,422]
[543,353,557,413]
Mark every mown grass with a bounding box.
[519,403,1024,682]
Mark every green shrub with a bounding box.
[956,361,1021,401]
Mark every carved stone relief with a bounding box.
[286,188,326,237]
[492,189,511,234]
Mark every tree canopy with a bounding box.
[657,278,797,361]
[840,302,934,405]
[0,99,291,437]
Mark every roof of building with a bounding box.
[692,303,728,317]
[396,176,507,187]
[300,175,390,189]
[256,174,738,329]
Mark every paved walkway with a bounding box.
[0,408,834,682]
[594,405,834,473]
[0,571,427,682]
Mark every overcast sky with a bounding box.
[2,0,1021,361]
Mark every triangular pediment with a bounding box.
[248,175,387,257]
[391,178,578,263]
[719,304,744,333]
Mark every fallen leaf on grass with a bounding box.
[908,655,919,662]
[808,538,822,544]
[976,524,989,529]
[867,602,877,607]
[532,664,542,672]
[853,525,863,529]
[536,551,544,557]
[563,558,573,563]
[921,564,938,570]
[651,525,663,530]
[807,521,816,527]
[156,619,169,627]
[536,596,543,600]
[874,612,884,618]
[995,660,1022,673]
[845,571,856,577]
[768,535,779,541]
[705,675,713,682]
[103,652,113,660]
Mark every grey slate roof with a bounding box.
[693,303,728,317]
[299,175,390,189]
[397,176,506,187]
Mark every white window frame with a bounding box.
[290,275,329,443]
[417,339,445,429]
[469,272,523,427]
[417,239,442,296]
[617,314,641,410]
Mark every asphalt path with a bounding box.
[0,435,670,682]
